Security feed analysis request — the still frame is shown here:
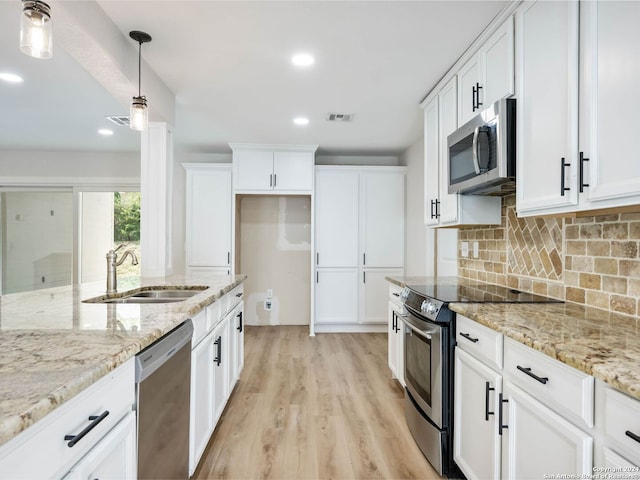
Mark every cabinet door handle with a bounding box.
[485,382,495,421]
[227,251,230,265]
[516,365,549,385]
[460,332,479,343]
[625,430,640,444]
[392,311,397,332]
[498,393,508,435]
[363,253,366,266]
[472,85,477,111]
[475,82,483,110]
[214,336,222,366]
[363,271,366,283]
[316,252,319,266]
[273,174,277,187]
[560,158,571,196]
[435,199,440,219]
[579,151,590,193]
[270,174,273,187]
[64,410,110,447]
[430,199,435,219]
[316,271,319,283]
[237,311,243,333]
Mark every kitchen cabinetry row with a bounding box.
[314,167,405,331]
[516,0,640,216]
[190,283,244,476]
[454,314,640,480]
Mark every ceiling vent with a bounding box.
[326,113,354,122]
[105,115,130,127]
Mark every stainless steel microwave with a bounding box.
[447,98,516,196]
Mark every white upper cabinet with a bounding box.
[516,0,580,216]
[578,1,640,210]
[458,16,515,126]
[361,171,405,268]
[517,0,640,216]
[230,144,316,193]
[184,164,232,269]
[315,170,359,268]
[424,77,501,227]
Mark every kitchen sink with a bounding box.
[83,286,207,304]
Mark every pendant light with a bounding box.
[129,31,152,131]
[20,0,53,59]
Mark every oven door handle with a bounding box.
[397,314,437,340]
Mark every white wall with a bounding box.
[400,138,430,276]
[316,155,399,166]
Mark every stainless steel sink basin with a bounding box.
[83,286,207,304]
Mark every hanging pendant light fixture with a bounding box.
[129,30,152,131]
[20,0,53,59]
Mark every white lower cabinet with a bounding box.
[315,269,359,325]
[63,411,136,480]
[502,381,593,480]
[454,348,502,480]
[188,286,245,476]
[387,283,405,386]
[361,268,403,325]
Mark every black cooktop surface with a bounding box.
[407,282,562,304]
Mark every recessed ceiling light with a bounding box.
[98,129,114,136]
[291,53,314,67]
[293,117,309,126]
[0,73,24,83]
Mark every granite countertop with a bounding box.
[386,275,640,401]
[0,273,246,448]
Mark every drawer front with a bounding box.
[504,338,594,429]
[191,309,208,346]
[455,314,504,370]
[0,359,135,479]
[389,284,403,308]
[604,387,640,465]
[206,301,221,332]
[228,284,244,311]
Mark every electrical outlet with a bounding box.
[473,241,479,258]
[266,289,273,298]
[461,242,469,258]
[264,300,272,311]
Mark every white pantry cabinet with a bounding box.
[0,360,135,480]
[230,144,317,194]
[183,164,232,274]
[314,166,405,331]
[424,77,501,228]
[458,16,514,125]
[517,0,640,216]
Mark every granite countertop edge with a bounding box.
[0,275,246,448]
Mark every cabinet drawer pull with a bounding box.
[460,332,479,343]
[392,292,400,297]
[625,430,640,444]
[235,292,243,297]
[498,393,508,435]
[485,382,495,421]
[516,365,549,385]
[579,151,590,193]
[560,158,570,196]
[64,410,110,447]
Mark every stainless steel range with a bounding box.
[398,281,561,478]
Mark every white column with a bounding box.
[141,122,173,277]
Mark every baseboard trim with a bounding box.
[314,324,387,334]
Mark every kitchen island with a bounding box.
[0,273,246,448]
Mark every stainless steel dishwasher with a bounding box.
[135,320,193,480]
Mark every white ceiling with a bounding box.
[0,0,508,156]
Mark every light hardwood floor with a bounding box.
[194,326,441,480]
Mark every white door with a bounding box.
[516,0,579,215]
[502,381,593,480]
[454,348,502,480]
[438,75,459,225]
[361,172,405,268]
[189,332,215,475]
[482,15,514,108]
[424,98,440,226]
[458,54,481,126]
[579,1,640,208]
[315,170,359,267]
[315,269,358,324]
[361,268,404,324]
[273,151,314,192]
[212,317,230,424]
[186,167,232,267]
[64,412,136,480]
[233,150,273,191]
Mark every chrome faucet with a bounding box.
[106,244,139,294]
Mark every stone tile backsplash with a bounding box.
[458,196,640,317]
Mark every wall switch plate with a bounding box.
[461,242,469,258]
[473,241,479,258]
[266,289,273,298]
